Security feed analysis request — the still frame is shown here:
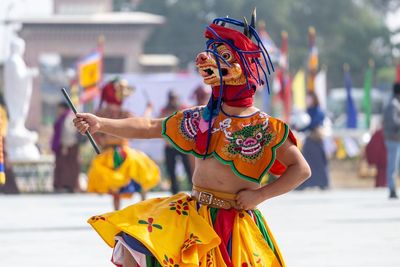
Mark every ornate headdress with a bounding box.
[99,77,134,108]
[195,8,275,155]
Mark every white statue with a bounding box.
[4,35,40,161]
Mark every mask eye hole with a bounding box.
[221,51,232,61]
[256,132,263,140]
[236,138,243,145]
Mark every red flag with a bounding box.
[307,27,318,92]
[278,31,292,122]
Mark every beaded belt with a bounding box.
[191,185,238,209]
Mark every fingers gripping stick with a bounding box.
[61,88,101,154]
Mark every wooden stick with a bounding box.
[61,88,101,154]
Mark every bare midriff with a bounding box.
[190,104,267,194]
[192,157,261,194]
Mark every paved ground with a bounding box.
[1,189,399,267]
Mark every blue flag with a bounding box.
[344,70,357,128]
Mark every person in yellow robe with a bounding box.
[74,11,311,267]
[0,95,19,194]
[87,78,159,210]
[0,104,6,185]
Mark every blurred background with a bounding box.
[0,0,400,266]
[0,0,399,192]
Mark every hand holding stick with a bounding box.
[61,88,101,154]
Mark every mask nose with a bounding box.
[195,52,209,65]
[244,137,257,147]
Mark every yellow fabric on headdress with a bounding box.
[87,146,160,193]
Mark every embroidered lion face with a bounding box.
[179,108,202,140]
[227,124,274,161]
[195,44,246,86]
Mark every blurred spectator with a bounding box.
[0,94,19,194]
[160,89,193,194]
[383,82,400,199]
[51,102,80,193]
[365,127,387,187]
[192,85,211,106]
[188,85,211,170]
[88,78,159,210]
[296,91,330,190]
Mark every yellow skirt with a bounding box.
[88,193,285,267]
[87,146,160,194]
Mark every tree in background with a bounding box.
[114,0,394,88]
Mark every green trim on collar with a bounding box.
[162,113,290,184]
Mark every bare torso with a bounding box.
[192,157,261,194]
[191,104,265,194]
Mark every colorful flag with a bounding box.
[344,65,357,128]
[307,27,318,92]
[69,79,80,106]
[278,31,289,70]
[343,136,360,158]
[258,21,280,63]
[0,138,4,185]
[315,68,327,111]
[363,60,374,129]
[78,50,102,89]
[0,105,6,185]
[77,37,104,102]
[259,21,279,113]
[292,69,306,110]
[278,31,292,122]
[335,138,347,159]
[281,76,292,122]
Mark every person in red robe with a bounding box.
[365,128,387,187]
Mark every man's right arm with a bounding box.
[74,113,164,139]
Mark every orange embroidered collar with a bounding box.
[162,106,292,183]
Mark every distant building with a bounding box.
[139,54,180,73]
[54,0,114,14]
[7,0,168,130]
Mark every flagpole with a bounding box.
[280,30,291,122]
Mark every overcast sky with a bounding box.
[0,0,399,63]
